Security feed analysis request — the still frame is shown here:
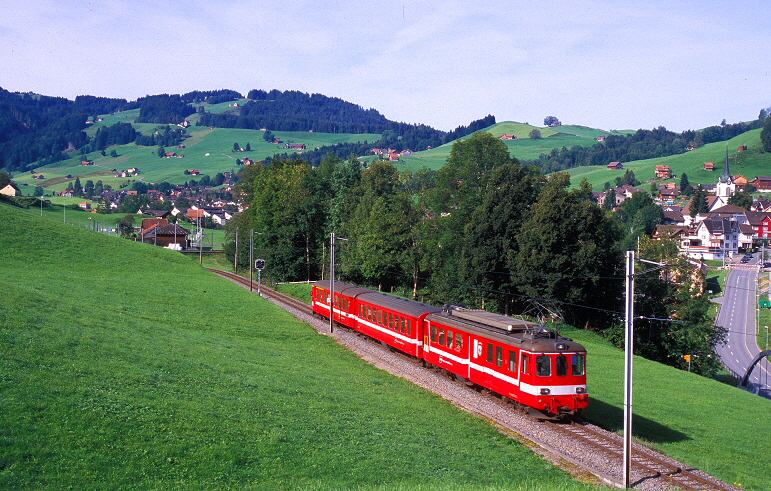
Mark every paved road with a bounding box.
[714,265,771,398]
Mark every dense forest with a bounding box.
[226,132,722,376]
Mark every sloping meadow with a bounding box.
[0,205,597,490]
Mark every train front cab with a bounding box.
[518,347,588,418]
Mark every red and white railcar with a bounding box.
[311,281,588,419]
[425,309,587,418]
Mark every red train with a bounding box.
[312,280,588,419]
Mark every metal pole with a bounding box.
[199,217,203,265]
[330,232,335,333]
[623,250,635,489]
[234,227,238,274]
[250,230,254,292]
[257,269,262,296]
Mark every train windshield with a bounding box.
[556,355,568,376]
[571,354,585,376]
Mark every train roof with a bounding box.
[314,280,441,318]
[426,309,586,353]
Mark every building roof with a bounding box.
[142,224,190,238]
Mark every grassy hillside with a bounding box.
[0,204,596,491]
[14,115,380,193]
[396,122,629,172]
[264,282,771,491]
[566,128,769,191]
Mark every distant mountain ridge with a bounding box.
[0,87,495,172]
[0,86,767,175]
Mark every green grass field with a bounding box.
[567,129,770,191]
[0,204,601,491]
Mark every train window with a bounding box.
[377,310,382,325]
[495,346,503,367]
[400,318,406,333]
[486,343,493,363]
[447,331,454,349]
[407,320,412,336]
[536,355,551,377]
[571,354,585,376]
[556,355,567,376]
[438,328,445,346]
[508,350,517,372]
[431,325,437,343]
[521,353,529,375]
[455,334,462,351]
[387,312,392,329]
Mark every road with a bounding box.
[714,264,771,398]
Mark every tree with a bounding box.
[679,172,690,195]
[511,173,621,328]
[233,142,241,152]
[729,188,754,210]
[263,130,274,143]
[0,171,11,188]
[688,185,708,216]
[73,177,82,196]
[117,214,135,237]
[33,186,44,197]
[157,146,165,158]
[460,162,540,312]
[245,142,251,151]
[528,129,542,139]
[110,149,118,158]
[761,117,771,153]
[543,116,561,126]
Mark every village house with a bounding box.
[284,143,306,151]
[0,183,20,196]
[654,165,672,179]
[704,162,714,171]
[499,134,517,140]
[140,219,190,250]
[748,176,771,192]
[606,162,623,170]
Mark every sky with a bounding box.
[1,0,770,133]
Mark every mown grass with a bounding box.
[274,283,771,490]
[0,204,598,491]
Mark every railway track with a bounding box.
[207,268,313,315]
[544,421,737,491]
[208,268,740,491]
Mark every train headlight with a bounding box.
[556,343,568,350]
[576,387,586,394]
[540,388,551,395]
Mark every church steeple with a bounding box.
[720,144,731,183]
[716,144,735,199]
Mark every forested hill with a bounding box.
[199,89,496,158]
[0,86,495,172]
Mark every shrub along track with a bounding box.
[209,269,739,491]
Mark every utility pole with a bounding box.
[623,252,671,489]
[329,232,348,333]
[234,227,238,274]
[623,250,635,489]
[249,230,254,292]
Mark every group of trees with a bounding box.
[226,131,722,375]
